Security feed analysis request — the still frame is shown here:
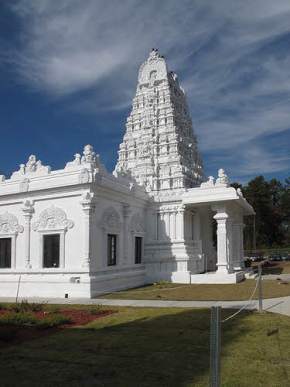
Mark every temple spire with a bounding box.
[114,49,203,192]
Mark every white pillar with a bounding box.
[170,211,175,239]
[193,210,201,241]
[122,203,131,264]
[176,205,185,240]
[213,210,229,274]
[81,193,96,269]
[173,210,177,240]
[164,212,170,239]
[22,200,34,269]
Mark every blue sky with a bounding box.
[0,0,289,184]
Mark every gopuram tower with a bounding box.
[114,48,204,193]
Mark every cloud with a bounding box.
[2,0,290,179]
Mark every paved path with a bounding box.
[1,296,290,317]
[263,274,290,281]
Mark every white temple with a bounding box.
[0,49,254,298]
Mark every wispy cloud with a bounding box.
[2,0,290,180]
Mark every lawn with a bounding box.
[1,306,290,386]
[101,279,290,301]
[261,261,290,275]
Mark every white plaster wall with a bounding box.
[30,194,83,270]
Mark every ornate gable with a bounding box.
[32,206,74,232]
[101,207,121,232]
[129,213,145,233]
[0,212,24,234]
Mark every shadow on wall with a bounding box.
[145,205,217,282]
[0,308,254,386]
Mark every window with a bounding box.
[107,234,117,266]
[43,234,60,268]
[0,238,11,268]
[135,237,142,264]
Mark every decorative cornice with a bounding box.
[11,155,51,180]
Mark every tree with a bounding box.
[241,176,286,248]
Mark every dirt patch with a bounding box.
[0,308,115,346]
[32,309,114,328]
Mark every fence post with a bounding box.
[258,264,263,313]
[210,306,221,387]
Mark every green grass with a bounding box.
[101,279,290,301]
[1,306,290,386]
[262,261,290,275]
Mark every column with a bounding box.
[213,208,229,274]
[170,210,176,240]
[22,200,34,269]
[176,205,185,240]
[81,193,96,269]
[159,212,165,240]
[122,203,131,265]
[193,210,201,241]
[233,222,245,269]
[164,212,170,239]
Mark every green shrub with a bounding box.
[47,305,60,314]
[0,312,37,326]
[0,311,71,329]
[38,314,72,329]
[90,305,105,315]
[9,300,45,313]
[0,303,8,311]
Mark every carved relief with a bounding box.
[11,155,51,180]
[200,176,215,188]
[215,168,229,187]
[101,207,121,231]
[65,145,103,173]
[79,168,90,184]
[32,206,74,232]
[129,213,145,233]
[0,212,24,234]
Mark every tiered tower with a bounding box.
[114,48,203,192]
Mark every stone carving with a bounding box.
[82,145,96,165]
[11,155,51,180]
[237,188,243,197]
[32,206,74,231]
[79,168,90,184]
[101,207,121,231]
[129,213,145,233]
[0,212,24,234]
[114,49,203,193]
[22,200,34,214]
[200,176,215,188]
[215,169,229,187]
[148,48,161,62]
[66,153,81,168]
[65,145,101,171]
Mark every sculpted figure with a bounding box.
[215,168,229,186]
[26,155,37,172]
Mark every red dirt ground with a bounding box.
[0,308,115,346]
[0,308,114,327]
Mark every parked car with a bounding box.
[269,254,282,261]
[282,254,290,261]
[249,256,263,262]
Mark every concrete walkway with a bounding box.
[1,295,290,317]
